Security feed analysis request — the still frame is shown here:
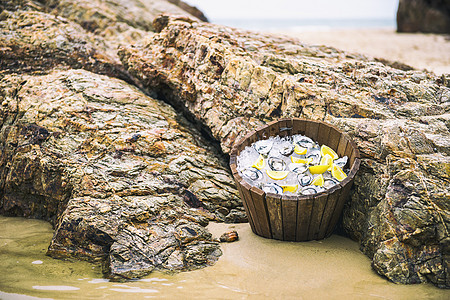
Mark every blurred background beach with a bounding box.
[183,0,450,75]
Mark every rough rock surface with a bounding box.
[0,4,241,280]
[119,16,450,287]
[0,9,132,82]
[0,69,241,279]
[1,0,207,60]
[397,0,450,33]
[37,0,205,54]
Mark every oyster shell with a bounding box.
[288,163,308,174]
[300,186,325,195]
[279,142,295,156]
[241,167,263,181]
[261,183,283,194]
[323,178,340,189]
[268,157,286,171]
[298,174,313,186]
[293,135,315,148]
[334,156,348,168]
[253,140,273,156]
[306,148,321,165]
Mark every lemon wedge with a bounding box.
[320,153,333,167]
[320,153,334,171]
[294,145,307,155]
[320,145,338,160]
[309,164,330,174]
[281,184,298,193]
[291,156,313,164]
[252,154,266,170]
[331,164,347,181]
[266,170,289,180]
[311,174,324,187]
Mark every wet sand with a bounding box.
[0,216,446,299]
[270,28,450,75]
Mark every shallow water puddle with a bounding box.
[0,216,446,299]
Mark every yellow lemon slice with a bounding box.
[266,170,289,180]
[320,153,333,167]
[252,154,266,170]
[309,164,329,174]
[291,156,313,164]
[320,145,338,160]
[311,174,324,187]
[294,145,307,155]
[331,164,347,181]
[281,184,298,193]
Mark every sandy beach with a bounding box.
[1,216,447,299]
[271,28,450,75]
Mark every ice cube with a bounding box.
[237,146,259,171]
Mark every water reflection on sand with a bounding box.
[0,216,446,299]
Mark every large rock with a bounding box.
[119,16,450,287]
[0,5,241,280]
[397,0,450,33]
[0,69,241,279]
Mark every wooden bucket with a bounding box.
[229,118,360,241]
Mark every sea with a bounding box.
[210,18,396,32]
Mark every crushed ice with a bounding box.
[237,135,349,195]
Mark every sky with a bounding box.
[183,0,399,20]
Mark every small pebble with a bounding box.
[219,230,239,243]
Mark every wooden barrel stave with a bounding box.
[266,194,283,240]
[282,196,298,241]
